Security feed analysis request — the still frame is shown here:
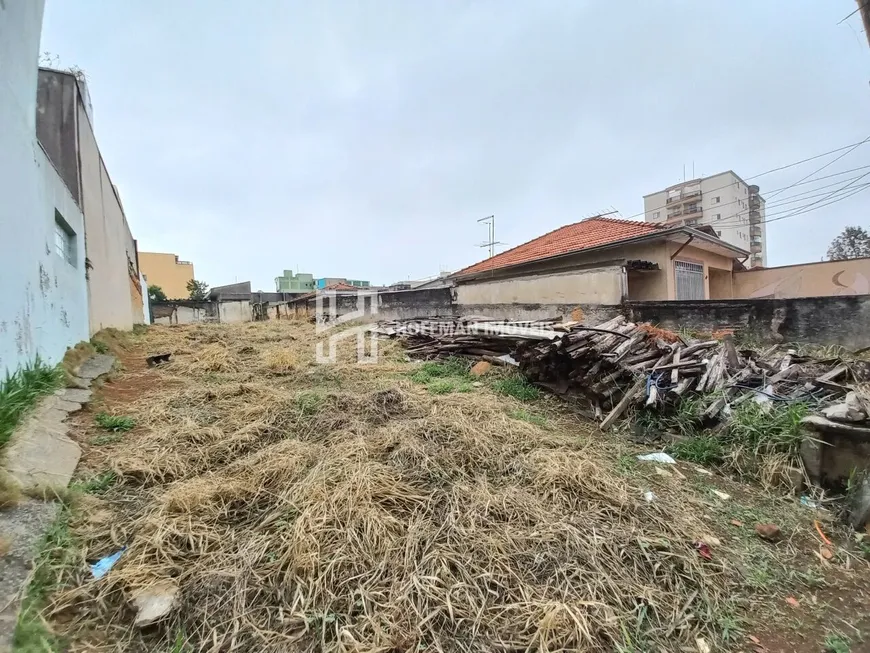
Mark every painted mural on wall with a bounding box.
[735,259,870,299]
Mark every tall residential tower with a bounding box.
[643,171,766,267]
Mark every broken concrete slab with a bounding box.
[54,387,93,404]
[42,395,83,414]
[0,499,60,650]
[3,422,81,489]
[76,354,116,381]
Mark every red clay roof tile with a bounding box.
[455,217,664,277]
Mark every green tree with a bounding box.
[827,226,870,260]
[148,285,167,302]
[186,279,210,301]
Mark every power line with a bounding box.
[660,167,870,229]
[765,169,870,222]
[631,137,870,221]
[838,1,869,25]
[708,175,870,228]
[764,135,870,201]
[712,180,870,232]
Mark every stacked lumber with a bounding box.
[376,315,869,428]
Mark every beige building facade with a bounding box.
[36,68,144,333]
[733,257,870,299]
[139,252,195,300]
[644,171,766,268]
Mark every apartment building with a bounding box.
[643,171,766,267]
[275,271,315,294]
[139,252,194,299]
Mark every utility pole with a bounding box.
[477,215,504,258]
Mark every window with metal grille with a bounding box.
[674,260,704,300]
[54,210,77,267]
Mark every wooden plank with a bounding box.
[600,377,645,430]
[671,348,681,385]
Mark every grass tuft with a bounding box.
[94,412,136,432]
[668,435,725,466]
[823,632,851,653]
[0,357,64,451]
[508,408,548,427]
[410,358,474,394]
[14,507,76,652]
[491,375,540,402]
[73,471,117,495]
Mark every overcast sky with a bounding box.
[42,1,870,289]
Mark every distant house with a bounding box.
[451,216,748,306]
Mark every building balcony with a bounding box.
[750,243,762,254]
[751,226,762,237]
[665,189,702,206]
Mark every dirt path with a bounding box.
[23,321,870,652]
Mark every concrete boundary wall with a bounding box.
[156,290,870,349]
[624,295,870,349]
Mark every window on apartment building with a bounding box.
[675,261,705,300]
[714,213,721,220]
[713,196,720,203]
[716,230,721,237]
[653,211,660,219]
[54,210,77,267]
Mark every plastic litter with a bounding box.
[637,452,676,464]
[643,490,656,503]
[799,496,819,509]
[90,547,126,579]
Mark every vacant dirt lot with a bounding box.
[23,321,870,652]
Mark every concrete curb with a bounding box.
[0,353,115,651]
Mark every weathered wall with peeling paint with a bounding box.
[0,0,89,375]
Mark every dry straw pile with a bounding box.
[54,321,734,652]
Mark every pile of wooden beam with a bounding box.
[376,315,869,429]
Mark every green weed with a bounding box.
[426,378,473,395]
[0,357,64,451]
[409,358,471,385]
[14,507,76,652]
[823,632,851,653]
[90,338,110,354]
[294,390,326,416]
[508,408,548,427]
[74,471,117,495]
[491,375,540,402]
[91,432,124,446]
[94,412,136,432]
[668,435,724,465]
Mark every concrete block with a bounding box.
[3,424,81,489]
[799,435,822,483]
[42,395,83,414]
[55,388,92,404]
[77,353,115,381]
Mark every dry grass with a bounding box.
[44,321,742,652]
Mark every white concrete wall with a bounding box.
[455,266,625,305]
[218,300,252,323]
[0,0,89,375]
